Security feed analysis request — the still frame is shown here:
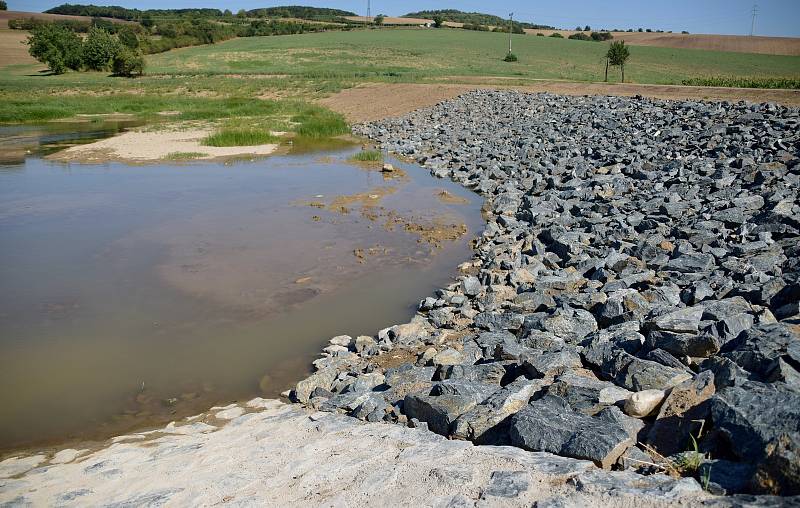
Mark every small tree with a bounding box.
[584,25,591,31]
[83,27,120,71]
[27,23,83,74]
[432,15,443,28]
[374,14,384,26]
[606,40,630,82]
[117,26,139,49]
[0,1,7,11]
[112,47,144,76]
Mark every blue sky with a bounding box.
[9,0,800,37]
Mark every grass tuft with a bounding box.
[202,129,279,147]
[349,150,382,162]
[164,151,207,160]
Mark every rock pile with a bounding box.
[293,91,800,497]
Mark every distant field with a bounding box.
[529,29,800,56]
[147,29,800,86]
[0,10,135,29]
[0,29,35,68]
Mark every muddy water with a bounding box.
[0,129,483,453]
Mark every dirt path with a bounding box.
[320,81,800,123]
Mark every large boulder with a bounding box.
[403,392,477,436]
[508,395,634,469]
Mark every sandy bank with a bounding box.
[47,127,280,163]
[0,399,713,507]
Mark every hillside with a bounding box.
[403,9,554,30]
[245,6,356,20]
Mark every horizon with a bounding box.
[6,0,800,38]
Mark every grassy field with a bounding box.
[146,29,800,85]
[1,27,799,127]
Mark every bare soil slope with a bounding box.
[0,29,36,67]
[320,81,800,124]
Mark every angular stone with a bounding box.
[709,380,800,462]
[475,311,525,332]
[521,350,582,379]
[432,348,464,367]
[596,406,645,441]
[645,330,721,358]
[451,378,546,444]
[647,306,705,333]
[583,343,693,391]
[403,392,477,436]
[462,276,482,296]
[546,370,633,415]
[508,395,634,469]
[430,380,499,404]
[646,371,715,456]
[719,322,800,381]
[294,367,339,404]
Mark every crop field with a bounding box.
[146,29,800,85]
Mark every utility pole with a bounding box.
[750,4,758,36]
[508,12,514,53]
[366,0,371,28]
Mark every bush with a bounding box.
[503,52,518,62]
[27,23,83,74]
[536,32,544,36]
[83,27,120,71]
[590,31,613,41]
[549,32,563,38]
[0,1,7,10]
[111,47,144,76]
[117,26,139,49]
[568,32,591,41]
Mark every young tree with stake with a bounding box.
[606,40,630,82]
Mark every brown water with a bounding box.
[0,126,483,453]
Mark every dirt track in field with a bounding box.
[319,81,800,124]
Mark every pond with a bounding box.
[0,124,483,453]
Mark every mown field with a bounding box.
[146,29,800,85]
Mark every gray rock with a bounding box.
[403,392,477,436]
[646,371,716,456]
[521,350,582,379]
[509,395,634,469]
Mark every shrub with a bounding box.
[0,1,7,10]
[536,32,544,36]
[549,32,563,38]
[27,23,83,74]
[591,31,613,41]
[682,30,690,34]
[374,14,384,26]
[117,26,139,49]
[503,52,518,62]
[568,32,591,41]
[83,27,120,71]
[432,15,443,28]
[111,47,144,76]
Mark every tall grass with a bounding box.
[293,108,349,138]
[202,128,279,147]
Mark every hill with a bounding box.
[245,6,356,21]
[403,9,554,30]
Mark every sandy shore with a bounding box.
[0,399,710,507]
[47,127,280,163]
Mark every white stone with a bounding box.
[0,454,45,478]
[624,389,666,418]
[215,406,245,420]
[329,335,353,347]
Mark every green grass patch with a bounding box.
[202,128,279,147]
[349,150,382,162]
[681,76,800,89]
[293,108,349,138]
[144,30,800,86]
[163,151,207,160]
